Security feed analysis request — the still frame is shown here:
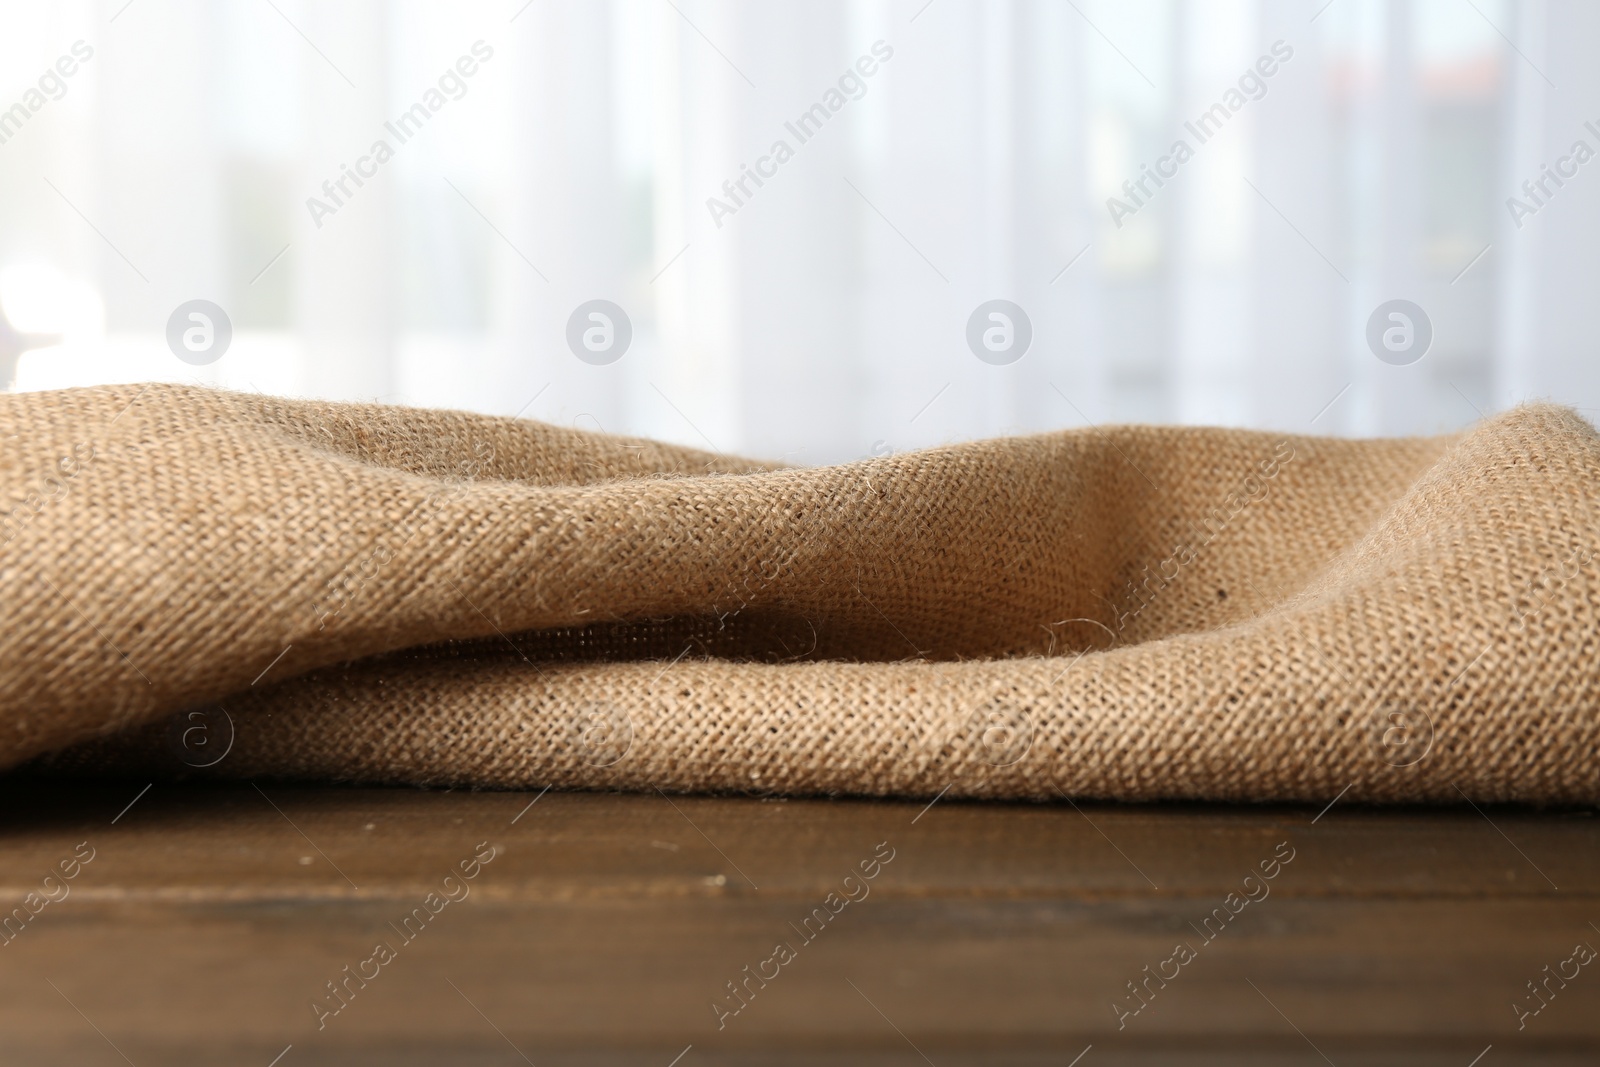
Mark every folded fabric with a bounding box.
[5,384,1597,803]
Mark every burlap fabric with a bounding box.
[5,383,1598,802]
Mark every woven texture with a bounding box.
[5,383,1599,802]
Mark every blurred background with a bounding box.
[0,0,1595,463]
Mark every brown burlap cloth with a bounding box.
[4,383,1597,802]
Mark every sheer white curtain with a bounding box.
[1,0,1592,462]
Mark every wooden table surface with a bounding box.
[0,779,1596,1065]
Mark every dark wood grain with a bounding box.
[0,780,1596,1065]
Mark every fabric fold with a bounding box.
[5,384,1597,802]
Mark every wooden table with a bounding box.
[0,779,1596,1065]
